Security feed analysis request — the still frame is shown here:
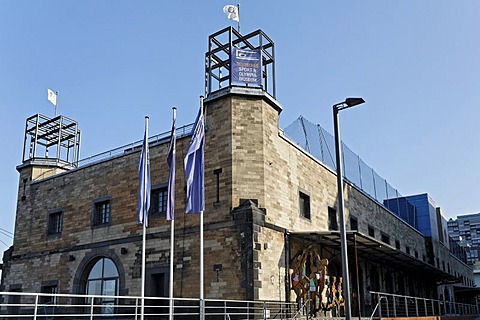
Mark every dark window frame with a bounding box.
[40,280,59,304]
[151,184,168,217]
[92,196,112,227]
[395,240,400,249]
[328,207,338,231]
[299,190,311,220]
[349,215,358,231]
[368,225,375,237]
[47,209,63,235]
[381,232,390,245]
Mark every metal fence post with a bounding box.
[405,296,408,317]
[33,294,39,320]
[415,297,419,316]
[378,293,382,318]
[224,300,227,320]
[392,295,396,317]
[385,296,390,317]
[90,297,94,320]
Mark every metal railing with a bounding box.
[283,116,418,229]
[76,123,194,168]
[0,291,298,319]
[369,291,478,318]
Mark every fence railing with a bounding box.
[0,291,299,319]
[283,116,416,229]
[76,123,194,168]
[369,291,478,318]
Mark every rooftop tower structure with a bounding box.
[18,114,81,181]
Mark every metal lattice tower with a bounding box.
[205,27,276,98]
[22,114,81,167]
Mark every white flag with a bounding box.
[223,5,239,22]
[47,89,57,107]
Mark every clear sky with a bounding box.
[1,1,479,254]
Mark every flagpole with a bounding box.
[55,91,59,116]
[199,96,205,320]
[169,107,176,320]
[237,3,240,33]
[141,217,146,320]
[140,116,149,320]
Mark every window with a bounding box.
[48,210,63,235]
[395,240,400,249]
[414,250,419,258]
[84,258,119,313]
[368,225,375,237]
[328,207,338,230]
[350,216,358,231]
[151,186,168,216]
[406,246,410,254]
[40,281,58,304]
[299,192,311,219]
[93,198,111,226]
[381,233,390,245]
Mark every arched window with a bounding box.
[84,257,119,310]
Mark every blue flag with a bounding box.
[138,118,151,226]
[166,109,176,221]
[184,104,205,214]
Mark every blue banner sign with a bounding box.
[231,48,262,85]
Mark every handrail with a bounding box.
[292,299,310,319]
[0,292,297,319]
[369,296,386,320]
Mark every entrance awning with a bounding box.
[289,230,459,284]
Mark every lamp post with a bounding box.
[333,97,365,320]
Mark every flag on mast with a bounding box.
[223,4,240,22]
[47,89,57,106]
[138,117,151,226]
[166,108,176,221]
[184,104,205,214]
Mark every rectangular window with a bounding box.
[368,225,375,237]
[406,246,411,254]
[414,250,419,258]
[328,207,338,230]
[299,192,311,220]
[350,216,358,231]
[381,233,390,245]
[395,240,400,249]
[48,210,63,235]
[151,186,168,216]
[93,199,111,226]
[40,283,58,304]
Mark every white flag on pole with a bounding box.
[47,89,57,107]
[223,5,239,22]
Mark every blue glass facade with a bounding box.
[384,193,439,240]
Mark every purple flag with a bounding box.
[138,117,150,226]
[184,104,205,214]
[166,109,176,220]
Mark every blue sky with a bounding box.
[1,1,479,253]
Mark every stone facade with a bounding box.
[1,87,476,316]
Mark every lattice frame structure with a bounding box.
[205,27,276,98]
[22,114,81,166]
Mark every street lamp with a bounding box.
[333,97,365,320]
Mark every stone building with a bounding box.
[1,28,477,317]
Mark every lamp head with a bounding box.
[345,97,365,107]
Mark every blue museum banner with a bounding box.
[231,48,262,85]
